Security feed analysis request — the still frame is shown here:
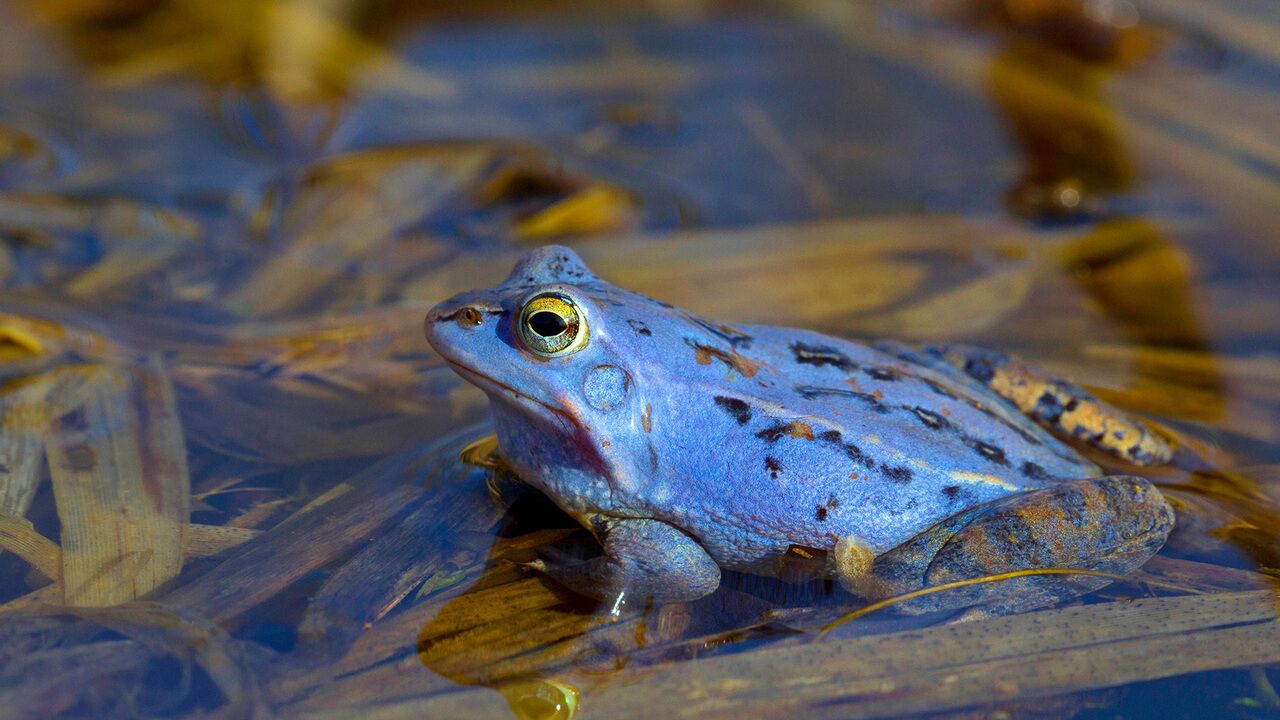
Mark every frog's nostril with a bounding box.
[432,305,484,329]
[455,307,483,329]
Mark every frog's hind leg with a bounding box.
[837,476,1174,615]
[908,343,1172,466]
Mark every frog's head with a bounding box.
[425,246,662,511]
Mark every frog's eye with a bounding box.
[517,293,589,357]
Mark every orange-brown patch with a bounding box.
[641,403,653,433]
[787,421,814,440]
[693,343,758,377]
[988,362,1171,465]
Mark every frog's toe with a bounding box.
[515,544,580,578]
[833,534,880,597]
[532,517,721,605]
[868,476,1174,615]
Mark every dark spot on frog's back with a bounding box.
[790,342,854,371]
[883,465,913,483]
[911,406,949,430]
[1035,391,1065,423]
[765,456,783,478]
[817,429,875,469]
[714,396,752,425]
[1021,461,1050,481]
[757,424,786,442]
[756,421,814,442]
[627,319,652,336]
[972,440,1010,466]
[942,485,962,499]
[815,494,840,521]
[795,386,890,414]
[862,366,899,382]
[962,352,1005,384]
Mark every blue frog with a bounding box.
[425,246,1175,614]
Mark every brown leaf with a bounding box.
[224,146,493,317]
[44,358,190,606]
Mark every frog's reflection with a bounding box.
[971,0,1278,583]
[416,432,1279,720]
[990,41,1133,220]
[973,0,1160,219]
[968,1,1227,417]
[415,440,855,718]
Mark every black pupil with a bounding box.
[528,311,568,337]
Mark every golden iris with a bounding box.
[517,293,588,356]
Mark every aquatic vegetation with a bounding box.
[0,0,1278,717]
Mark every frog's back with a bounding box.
[637,321,1101,569]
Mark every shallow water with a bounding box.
[1,0,1279,718]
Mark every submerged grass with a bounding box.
[816,568,1138,636]
[0,0,1278,717]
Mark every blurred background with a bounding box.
[1,1,1279,718]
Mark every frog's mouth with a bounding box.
[445,360,576,427]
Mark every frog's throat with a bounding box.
[455,361,623,505]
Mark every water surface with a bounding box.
[1,1,1279,718]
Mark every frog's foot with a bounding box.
[838,476,1174,615]
[922,344,1172,466]
[530,516,720,605]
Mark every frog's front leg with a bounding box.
[915,343,1172,466]
[837,476,1174,615]
[532,516,721,604]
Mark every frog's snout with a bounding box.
[425,294,504,331]
[423,296,506,363]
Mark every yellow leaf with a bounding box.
[516,185,637,240]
